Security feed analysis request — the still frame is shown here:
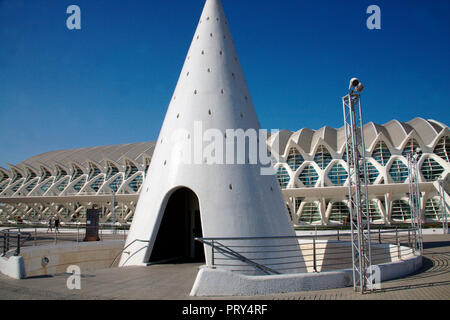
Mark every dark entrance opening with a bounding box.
[149,188,205,263]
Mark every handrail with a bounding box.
[194,228,418,275]
[1,228,32,257]
[200,239,280,275]
[109,239,150,268]
[196,228,415,241]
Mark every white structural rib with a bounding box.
[120,0,303,273]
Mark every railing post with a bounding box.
[34,227,37,246]
[2,233,5,256]
[77,224,79,243]
[396,229,401,260]
[54,229,57,245]
[378,228,381,244]
[337,229,340,241]
[6,232,9,253]
[211,240,215,268]
[408,229,411,248]
[313,236,317,272]
[15,233,20,256]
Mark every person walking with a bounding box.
[54,216,60,233]
[47,217,53,233]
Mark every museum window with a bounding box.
[73,177,86,192]
[40,178,54,192]
[276,166,290,188]
[125,160,139,180]
[298,164,319,187]
[391,199,411,222]
[372,141,391,166]
[109,175,123,192]
[327,163,348,186]
[286,148,304,171]
[424,197,442,221]
[389,159,408,183]
[328,202,350,224]
[314,145,332,170]
[71,165,84,182]
[106,163,119,180]
[359,161,380,184]
[57,177,69,192]
[402,139,422,158]
[298,202,321,223]
[88,163,101,181]
[25,179,38,192]
[128,174,143,192]
[363,200,383,222]
[433,136,450,162]
[90,176,105,192]
[421,158,444,181]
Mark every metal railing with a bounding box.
[1,228,32,257]
[195,228,419,275]
[109,239,150,268]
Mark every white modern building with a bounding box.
[0,119,448,227]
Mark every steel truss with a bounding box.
[342,92,373,293]
[407,153,423,254]
[438,179,448,234]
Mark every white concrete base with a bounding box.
[190,251,422,296]
[0,255,26,279]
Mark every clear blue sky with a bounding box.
[0,0,449,168]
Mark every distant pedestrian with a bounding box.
[54,217,60,233]
[47,217,53,233]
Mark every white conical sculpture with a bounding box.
[120,0,304,275]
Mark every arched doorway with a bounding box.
[149,188,205,263]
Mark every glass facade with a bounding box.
[128,174,143,192]
[125,161,139,179]
[389,159,408,183]
[391,199,411,222]
[71,165,84,182]
[286,148,304,171]
[88,164,101,181]
[25,180,38,192]
[327,163,348,186]
[421,158,444,181]
[40,178,54,192]
[363,200,383,222]
[276,166,290,188]
[299,164,319,187]
[314,146,332,170]
[424,197,441,221]
[433,136,450,162]
[90,176,105,192]
[299,202,321,223]
[73,177,86,192]
[109,175,123,192]
[372,141,391,166]
[360,161,379,184]
[328,202,349,223]
[107,163,119,180]
[57,177,69,192]
[402,139,422,158]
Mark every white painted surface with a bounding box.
[190,245,422,296]
[121,0,302,273]
[0,256,26,279]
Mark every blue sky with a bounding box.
[0,0,449,168]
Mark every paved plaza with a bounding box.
[0,234,448,300]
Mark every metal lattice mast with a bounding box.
[438,180,448,234]
[407,153,423,254]
[342,78,372,293]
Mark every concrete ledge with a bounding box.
[190,249,422,296]
[0,255,26,279]
[19,240,125,278]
